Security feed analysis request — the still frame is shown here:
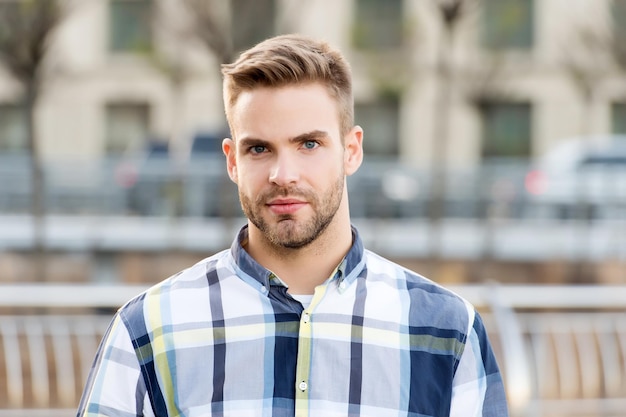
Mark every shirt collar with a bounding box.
[229,224,366,294]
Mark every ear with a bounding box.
[343,126,364,176]
[222,138,238,183]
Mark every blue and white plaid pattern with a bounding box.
[77,226,508,417]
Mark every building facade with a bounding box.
[0,0,625,168]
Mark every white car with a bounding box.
[524,136,626,218]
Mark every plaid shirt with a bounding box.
[77,226,508,417]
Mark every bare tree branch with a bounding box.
[434,0,479,34]
[427,0,480,256]
[561,23,613,101]
[0,0,66,281]
[0,0,62,86]
[179,0,233,64]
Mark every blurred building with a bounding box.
[0,0,625,168]
[0,0,625,285]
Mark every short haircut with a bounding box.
[222,34,354,137]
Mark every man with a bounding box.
[77,34,508,417]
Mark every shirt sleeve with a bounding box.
[450,311,509,417]
[76,313,153,417]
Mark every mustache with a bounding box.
[258,186,313,203]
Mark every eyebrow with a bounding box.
[238,130,330,148]
[289,130,330,144]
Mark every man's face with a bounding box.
[223,83,360,249]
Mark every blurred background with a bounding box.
[0,0,625,416]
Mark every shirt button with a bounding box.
[260,286,267,294]
[299,381,308,391]
[339,281,347,290]
[302,313,310,323]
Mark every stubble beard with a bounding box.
[240,175,345,250]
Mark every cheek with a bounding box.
[236,167,264,191]
[309,163,343,189]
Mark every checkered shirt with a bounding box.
[77,226,508,417]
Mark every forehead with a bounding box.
[231,83,341,141]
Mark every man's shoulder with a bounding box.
[363,249,450,291]
[364,249,473,322]
[117,249,232,317]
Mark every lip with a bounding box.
[266,198,308,215]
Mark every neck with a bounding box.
[245,206,353,295]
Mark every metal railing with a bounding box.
[0,284,625,416]
[0,285,145,416]
[470,285,626,417]
[2,155,625,262]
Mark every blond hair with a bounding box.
[222,34,354,136]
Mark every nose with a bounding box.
[269,152,300,186]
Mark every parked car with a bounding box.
[113,133,236,217]
[524,135,626,219]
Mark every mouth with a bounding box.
[266,198,308,215]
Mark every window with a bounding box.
[0,1,18,40]
[480,101,532,159]
[614,0,626,37]
[355,96,400,157]
[0,104,28,152]
[104,102,150,155]
[109,0,152,53]
[482,0,534,50]
[613,0,626,65]
[231,0,275,54]
[352,0,403,50]
[612,103,626,135]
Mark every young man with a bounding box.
[77,34,508,417]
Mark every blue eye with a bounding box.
[250,145,266,154]
[303,141,318,149]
